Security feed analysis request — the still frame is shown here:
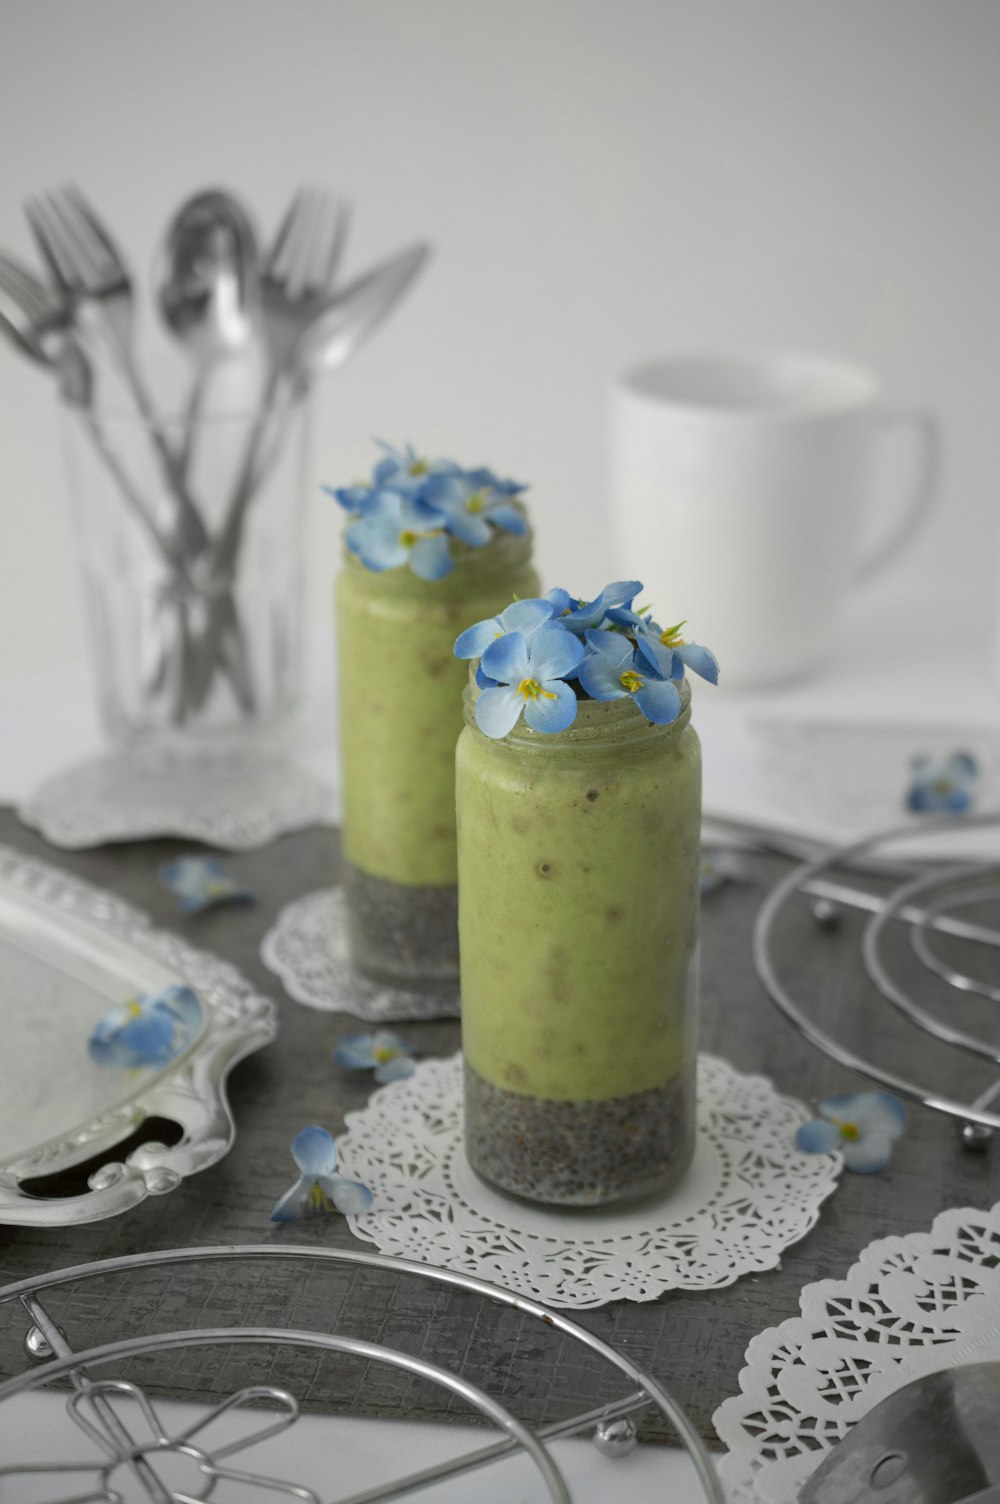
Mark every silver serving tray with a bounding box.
[0,843,277,1226]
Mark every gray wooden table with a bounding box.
[0,806,996,1447]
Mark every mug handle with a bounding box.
[856,408,942,581]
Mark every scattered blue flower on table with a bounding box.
[796,1091,906,1173]
[332,1030,417,1083]
[455,580,719,739]
[270,1125,373,1223]
[906,752,978,813]
[326,442,530,577]
[89,984,202,1070]
[700,847,750,896]
[477,628,585,738]
[159,856,253,914]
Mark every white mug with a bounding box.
[609,352,940,688]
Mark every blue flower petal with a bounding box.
[823,1091,906,1140]
[475,685,524,739]
[321,1172,374,1214]
[323,484,373,513]
[443,509,492,548]
[374,1055,417,1082]
[634,636,675,679]
[270,1173,312,1223]
[372,1029,415,1057]
[577,653,628,701]
[546,587,573,614]
[482,632,531,685]
[454,619,501,659]
[523,679,578,733]
[676,641,720,684]
[633,677,681,724]
[409,534,453,581]
[485,502,527,535]
[584,630,633,668]
[527,627,585,682]
[841,1133,894,1173]
[475,663,498,690]
[500,599,555,636]
[795,1118,843,1155]
[332,1035,378,1070]
[291,1125,338,1176]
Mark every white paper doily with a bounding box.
[18,746,335,851]
[713,1199,1000,1503]
[335,1052,840,1309]
[261,887,461,1021]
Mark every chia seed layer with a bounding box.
[463,1060,694,1207]
[344,863,459,988]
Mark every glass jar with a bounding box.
[457,680,701,1206]
[60,391,309,747]
[336,529,540,987]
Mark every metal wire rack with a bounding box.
[0,1244,723,1503]
[753,810,1000,1145]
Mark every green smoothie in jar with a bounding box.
[332,446,539,987]
[455,583,717,1206]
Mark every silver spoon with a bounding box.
[155,189,260,471]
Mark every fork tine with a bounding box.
[46,188,112,289]
[264,188,307,278]
[0,249,52,317]
[322,199,351,291]
[61,182,127,277]
[303,190,337,294]
[25,196,77,294]
[289,187,325,297]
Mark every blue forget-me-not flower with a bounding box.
[421,470,527,547]
[476,628,585,738]
[906,752,978,813]
[345,490,452,580]
[270,1126,374,1222]
[796,1091,906,1173]
[332,1030,417,1083]
[159,856,253,915]
[577,630,682,724]
[89,984,202,1070]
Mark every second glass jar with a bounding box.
[336,529,540,987]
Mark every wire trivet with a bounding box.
[0,1244,722,1503]
[753,810,1000,1147]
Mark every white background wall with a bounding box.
[1,0,998,681]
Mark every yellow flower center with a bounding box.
[518,678,557,701]
[838,1121,860,1141]
[127,1000,143,1018]
[466,491,486,514]
[620,670,644,693]
[307,1181,334,1212]
[399,529,417,547]
[408,459,428,476]
[373,1046,396,1062]
[659,619,687,648]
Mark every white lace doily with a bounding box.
[714,1199,1000,1503]
[18,746,334,851]
[335,1052,840,1308]
[260,887,461,1022]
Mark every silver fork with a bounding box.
[26,186,254,713]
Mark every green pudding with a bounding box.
[336,529,539,984]
[456,680,702,1204]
